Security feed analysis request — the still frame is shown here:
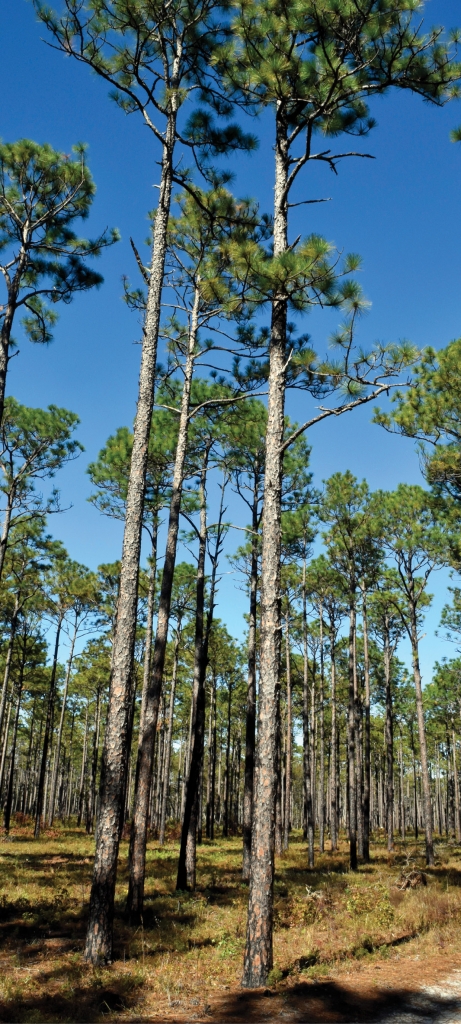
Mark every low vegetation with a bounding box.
[1,824,461,1022]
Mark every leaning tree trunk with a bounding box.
[127,284,200,922]
[409,597,434,866]
[242,475,259,880]
[242,105,287,989]
[34,615,63,839]
[84,110,177,962]
[48,621,78,826]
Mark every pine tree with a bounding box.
[0,139,117,422]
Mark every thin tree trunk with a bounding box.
[87,687,102,834]
[84,109,177,965]
[330,638,338,852]
[159,630,180,844]
[384,620,394,852]
[409,601,434,865]
[127,284,200,921]
[242,106,287,988]
[283,607,292,851]
[0,596,19,743]
[34,615,63,839]
[242,481,258,880]
[3,672,23,834]
[318,604,325,855]
[348,597,358,870]
[223,677,232,839]
[361,584,371,862]
[179,464,226,889]
[176,451,209,891]
[48,622,78,826]
[453,729,461,843]
[303,563,314,867]
[77,705,89,828]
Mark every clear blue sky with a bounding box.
[1,0,461,676]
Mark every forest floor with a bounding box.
[1,824,461,1023]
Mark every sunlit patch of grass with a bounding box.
[1,823,461,1019]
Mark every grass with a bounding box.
[1,822,461,1021]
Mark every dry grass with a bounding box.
[1,822,461,1022]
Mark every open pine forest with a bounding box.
[1,0,461,1019]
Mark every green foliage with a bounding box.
[0,139,117,346]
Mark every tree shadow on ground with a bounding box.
[1,973,460,1023]
[209,977,461,1023]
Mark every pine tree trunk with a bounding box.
[242,106,287,988]
[330,639,338,852]
[3,671,23,834]
[453,729,461,843]
[127,283,199,920]
[159,631,180,845]
[223,677,232,839]
[48,623,78,826]
[283,608,292,851]
[303,563,314,866]
[84,112,177,964]
[137,521,159,743]
[348,598,358,870]
[0,596,19,743]
[0,259,25,426]
[0,498,13,585]
[409,599,434,865]
[176,451,208,891]
[361,585,371,862]
[34,616,63,839]
[318,605,325,855]
[242,480,259,880]
[384,622,394,852]
[77,705,89,827]
[87,687,102,834]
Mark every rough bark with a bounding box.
[83,104,177,959]
[242,478,259,880]
[330,636,338,852]
[318,605,325,855]
[127,282,199,920]
[384,619,394,852]
[283,608,292,851]
[303,562,314,867]
[348,598,357,870]
[361,584,371,862]
[409,597,434,865]
[242,105,287,988]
